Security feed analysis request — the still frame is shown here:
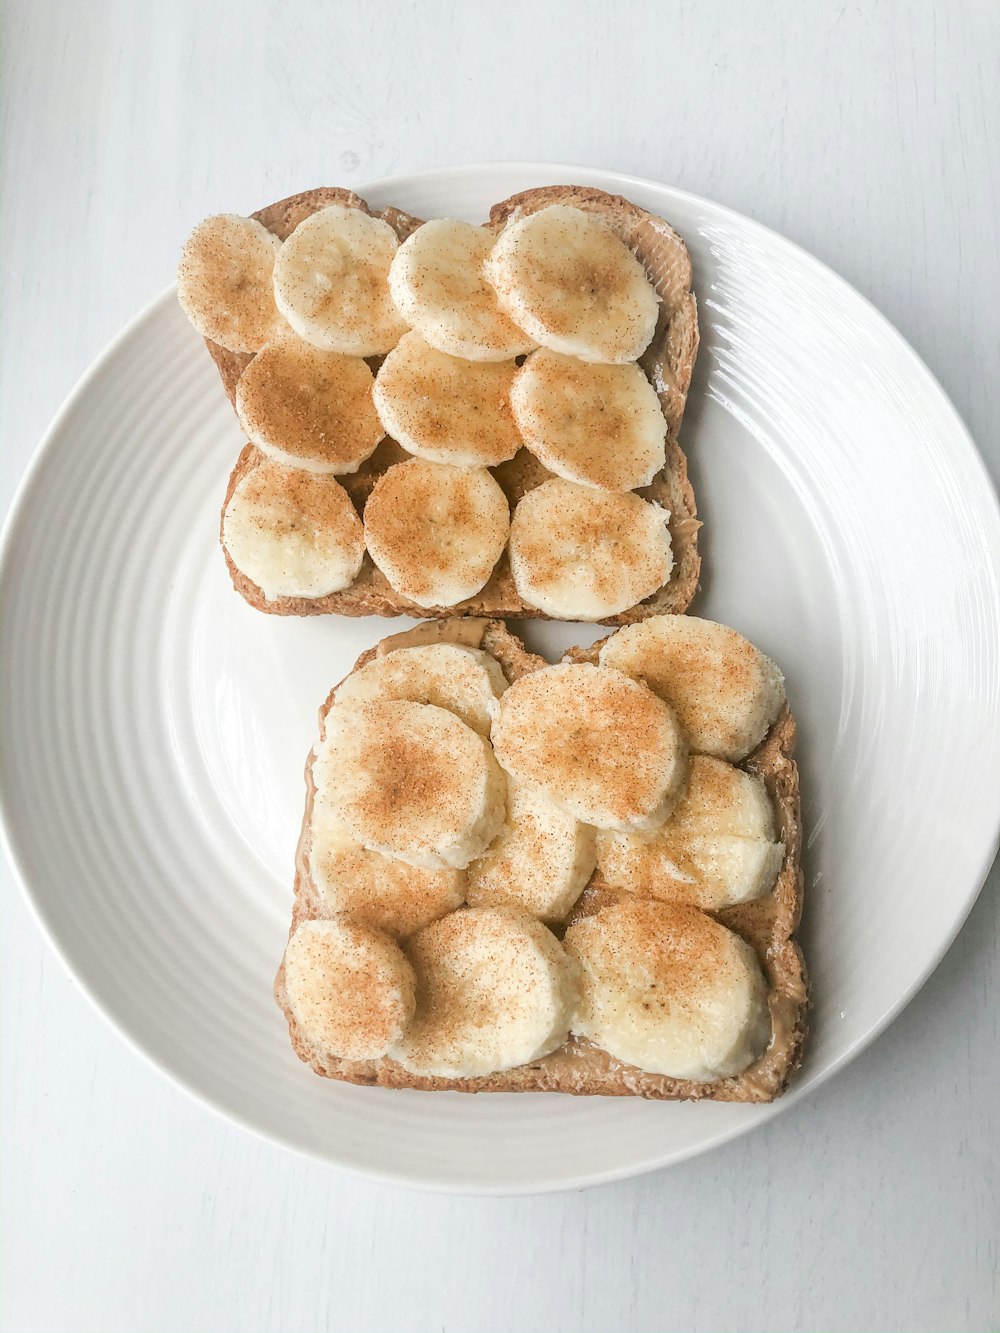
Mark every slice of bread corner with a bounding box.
[274,619,808,1103]
[207,185,702,627]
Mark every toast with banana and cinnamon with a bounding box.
[177,185,701,625]
[275,616,807,1102]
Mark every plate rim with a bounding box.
[1,160,998,1195]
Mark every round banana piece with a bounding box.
[388,219,536,361]
[177,214,284,354]
[391,907,577,1078]
[491,663,687,832]
[273,205,408,356]
[363,459,509,608]
[510,350,666,491]
[373,331,522,467]
[235,335,383,474]
[314,700,506,870]
[483,204,659,364]
[565,899,771,1080]
[466,777,597,924]
[508,478,672,620]
[222,458,365,601]
[599,615,786,761]
[282,918,416,1061]
[596,756,784,910]
[331,643,507,736]
[309,800,463,938]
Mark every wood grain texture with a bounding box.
[1,2,997,1332]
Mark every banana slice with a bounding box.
[272,205,408,356]
[596,756,784,910]
[363,459,509,608]
[177,214,283,354]
[508,478,672,620]
[222,458,365,600]
[491,663,687,832]
[314,700,506,870]
[466,777,597,923]
[235,335,383,475]
[309,800,463,938]
[391,907,577,1078]
[483,205,659,364]
[331,643,507,735]
[282,918,416,1061]
[565,899,771,1080]
[373,331,522,467]
[599,616,786,761]
[388,219,536,361]
[510,350,666,491]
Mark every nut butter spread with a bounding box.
[376,618,490,656]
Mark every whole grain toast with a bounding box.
[275,619,808,1102]
[206,186,702,627]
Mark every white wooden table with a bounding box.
[2,4,997,1330]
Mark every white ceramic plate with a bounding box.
[2,164,999,1195]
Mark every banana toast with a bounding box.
[196,185,702,626]
[275,618,808,1102]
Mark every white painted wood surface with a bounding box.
[2,2,997,1330]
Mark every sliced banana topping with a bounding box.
[508,478,672,621]
[484,204,659,364]
[222,457,365,600]
[510,350,666,491]
[331,643,507,735]
[273,205,408,356]
[373,331,522,467]
[599,616,786,761]
[309,801,463,938]
[391,907,577,1078]
[235,335,383,475]
[314,699,506,870]
[388,219,536,361]
[565,899,771,1080]
[363,459,509,608]
[491,663,687,832]
[465,777,596,924]
[177,214,284,354]
[596,756,783,910]
[282,918,416,1061]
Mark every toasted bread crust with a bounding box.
[207,186,701,627]
[275,621,808,1102]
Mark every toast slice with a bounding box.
[206,186,702,627]
[275,619,808,1102]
